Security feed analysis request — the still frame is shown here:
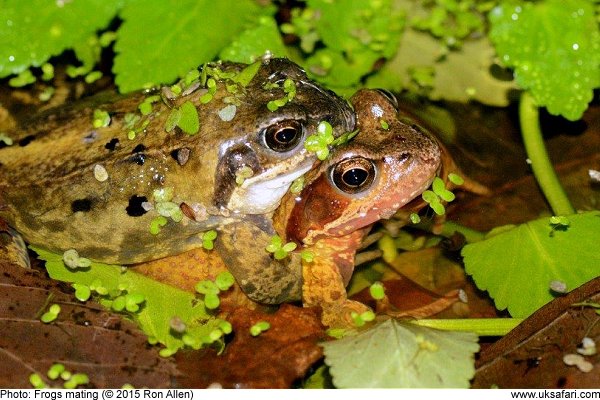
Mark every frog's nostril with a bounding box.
[398,152,410,162]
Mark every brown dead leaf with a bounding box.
[473,276,600,388]
[174,304,325,388]
[0,259,178,388]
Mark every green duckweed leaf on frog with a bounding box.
[462,211,600,318]
[304,121,335,160]
[32,246,222,355]
[322,319,479,388]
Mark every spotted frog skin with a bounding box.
[0,58,355,264]
[215,89,442,316]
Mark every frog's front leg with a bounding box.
[215,217,303,305]
[302,234,371,328]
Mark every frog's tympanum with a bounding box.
[0,58,355,264]
[215,89,442,326]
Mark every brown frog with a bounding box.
[0,58,355,265]
[213,89,442,326]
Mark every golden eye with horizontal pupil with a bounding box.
[331,157,376,194]
[263,120,303,152]
[374,89,399,110]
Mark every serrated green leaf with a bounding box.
[0,0,123,78]
[32,246,219,353]
[308,0,404,57]
[322,319,479,388]
[463,211,600,317]
[219,15,286,63]
[114,0,263,92]
[306,48,381,88]
[489,0,600,120]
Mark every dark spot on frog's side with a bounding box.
[129,153,146,165]
[132,144,146,153]
[71,198,93,213]
[126,195,148,217]
[105,138,119,151]
[18,135,35,147]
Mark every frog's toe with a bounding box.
[0,226,31,269]
[321,300,372,328]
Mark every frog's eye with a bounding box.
[331,157,376,194]
[375,89,399,110]
[263,120,304,152]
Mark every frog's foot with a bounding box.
[320,300,372,329]
[0,224,30,269]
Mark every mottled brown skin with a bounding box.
[0,58,354,264]
[215,89,441,316]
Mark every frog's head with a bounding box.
[283,88,441,245]
[214,58,355,214]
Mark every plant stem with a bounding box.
[410,318,522,336]
[519,92,575,216]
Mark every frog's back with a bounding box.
[0,58,356,264]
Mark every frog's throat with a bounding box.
[227,161,313,214]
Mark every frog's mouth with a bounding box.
[227,160,313,214]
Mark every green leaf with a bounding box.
[219,15,286,63]
[0,0,123,78]
[367,29,515,106]
[462,211,600,317]
[308,0,403,58]
[114,0,263,92]
[489,0,600,120]
[32,246,219,354]
[177,101,200,135]
[322,319,479,388]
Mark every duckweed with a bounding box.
[215,271,235,291]
[290,176,305,194]
[235,166,254,186]
[84,71,102,84]
[29,373,46,389]
[266,235,297,260]
[92,109,111,128]
[301,250,314,262]
[41,63,54,81]
[72,283,91,301]
[409,213,421,224]
[63,249,91,269]
[369,282,386,300]
[250,321,270,336]
[448,173,464,186]
[47,363,65,380]
[201,230,217,250]
[0,133,14,146]
[351,310,375,327]
[150,216,168,235]
[41,304,61,323]
[380,119,389,130]
[9,69,35,87]
[304,121,335,160]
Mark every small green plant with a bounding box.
[250,321,271,336]
[304,121,335,160]
[195,271,236,310]
[266,235,297,260]
[40,304,61,323]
